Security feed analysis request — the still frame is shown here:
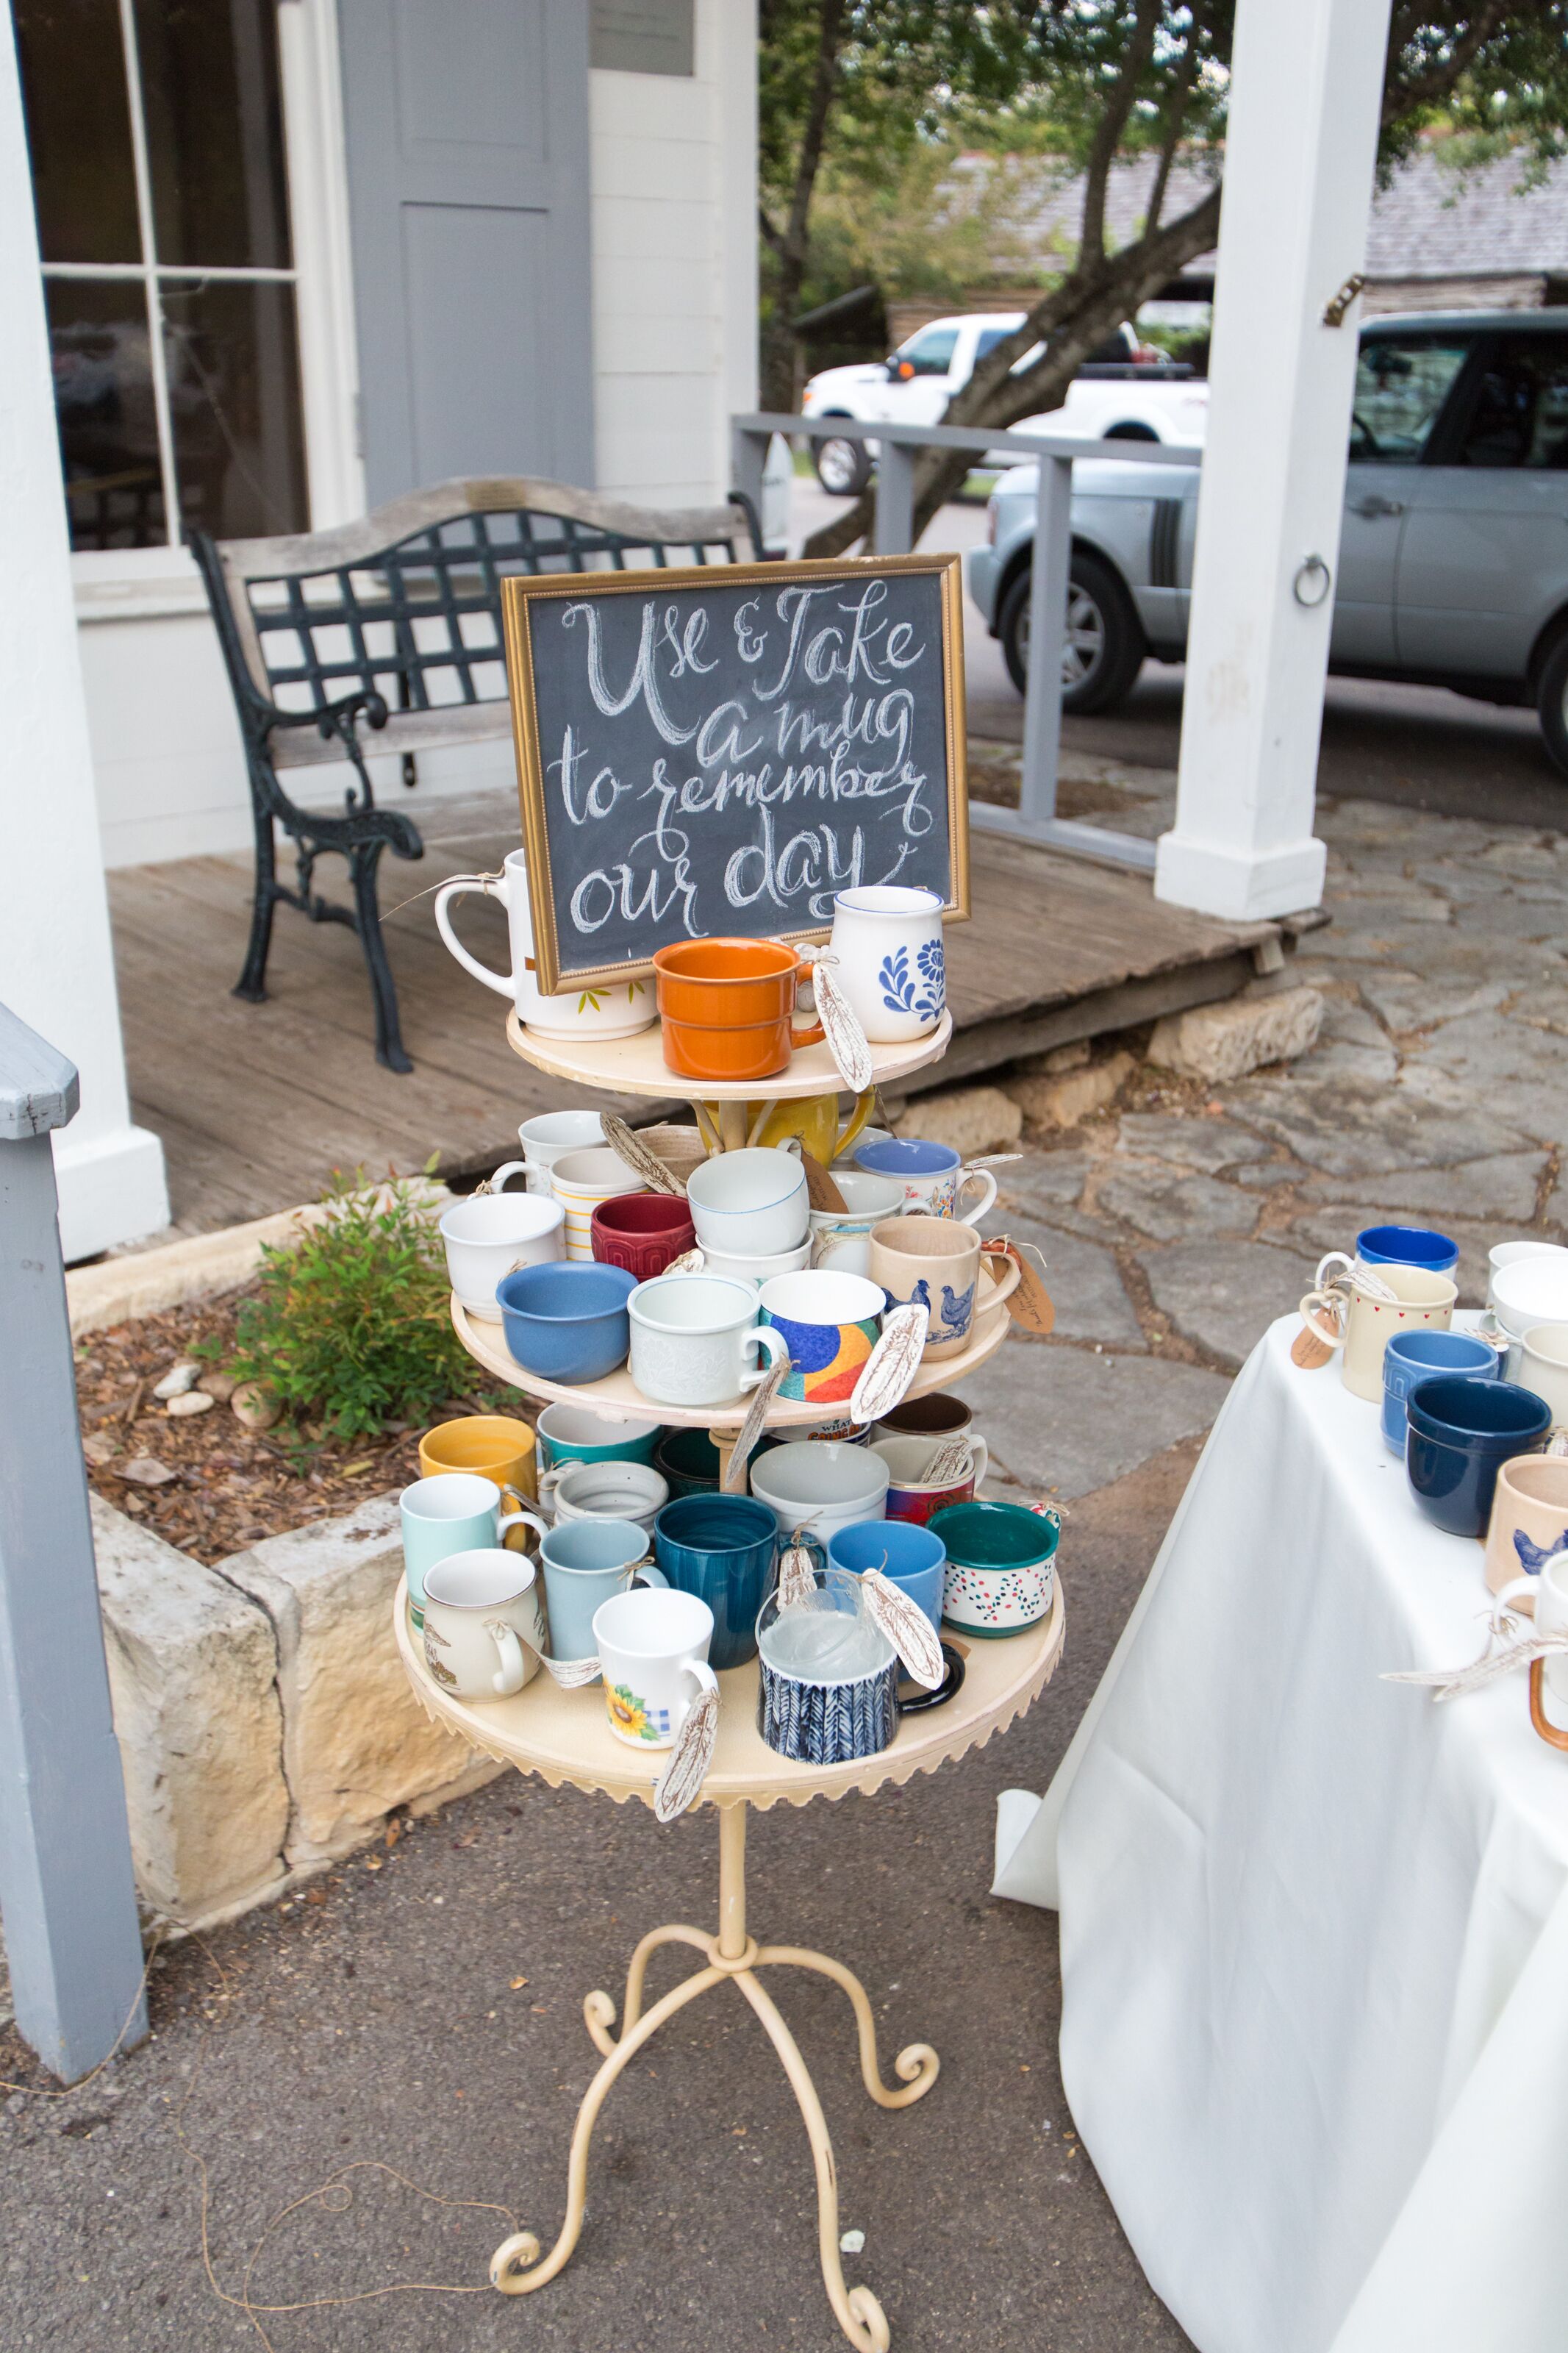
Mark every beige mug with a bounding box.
[1483,1455,1568,1596]
[868,1215,1018,1363]
[420,1549,547,1702]
[1299,1257,1458,1402]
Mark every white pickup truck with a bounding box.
[800,313,1209,493]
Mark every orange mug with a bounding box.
[652,938,824,1083]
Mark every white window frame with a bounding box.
[60,0,362,616]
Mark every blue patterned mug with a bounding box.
[828,885,946,1045]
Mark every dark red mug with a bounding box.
[591,1191,696,1282]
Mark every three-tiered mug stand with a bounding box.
[412,1007,1064,2350]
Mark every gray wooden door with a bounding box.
[337,0,594,503]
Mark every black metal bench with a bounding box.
[193,478,761,1073]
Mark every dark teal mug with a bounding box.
[653,1494,778,1669]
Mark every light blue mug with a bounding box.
[400,1473,545,1629]
[537,1515,668,1671]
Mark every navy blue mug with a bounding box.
[1405,1374,1552,1538]
[654,1494,778,1668]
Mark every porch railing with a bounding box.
[731,410,1203,874]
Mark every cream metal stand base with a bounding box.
[489,1804,932,2352]
[395,1592,1064,2346]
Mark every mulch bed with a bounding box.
[75,1288,529,1568]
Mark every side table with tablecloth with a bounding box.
[992,1313,1568,2353]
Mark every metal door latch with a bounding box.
[1322,274,1365,328]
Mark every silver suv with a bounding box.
[966,311,1568,774]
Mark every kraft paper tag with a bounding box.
[984,1237,1056,1336]
[654,1685,719,1822]
[812,958,875,1095]
[1291,1327,1335,1370]
[862,1568,945,1690]
[723,1356,792,1492]
[851,1304,928,1425]
[800,1150,848,1215]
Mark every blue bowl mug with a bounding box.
[1405,1374,1553,1538]
[1356,1224,1460,1276]
[1381,1329,1500,1454]
[497,1261,637,1385]
[654,1494,779,1669]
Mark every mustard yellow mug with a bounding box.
[746,1088,875,1168]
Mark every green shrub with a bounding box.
[229,1171,473,1439]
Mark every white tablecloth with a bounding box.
[993,1315,1568,2353]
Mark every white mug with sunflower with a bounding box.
[593,1588,717,1752]
[434,846,655,1041]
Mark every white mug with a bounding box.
[438,1190,565,1319]
[697,1238,812,1288]
[593,1587,719,1751]
[628,1274,789,1408]
[548,1458,670,1537]
[748,1440,889,1540]
[809,1172,907,1277]
[827,885,946,1043]
[548,1146,648,1263]
[491,1109,607,1199]
[1492,1258,1568,1377]
[420,1549,547,1701]
[1488,1240,1568,1311]
[434,847,654,1040]
[1497,1552,1568,1726]
[1298,1260,1457,1402]
[686,1146,809,1261]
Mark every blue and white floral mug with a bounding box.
[853,1137,999,1225]
[827,885,946,1043]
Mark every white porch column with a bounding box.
[0,11,168,1260]
[1154,0,1392,921]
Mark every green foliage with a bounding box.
[229,1169,472,1440]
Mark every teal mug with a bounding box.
[930,1498,1060,1638]
[537,1515,668,1672]
[400,1472,546,1629]
[535,1403,663,1502]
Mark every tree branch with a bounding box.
[1147,11,1203,236]
[1079,0,1164,261]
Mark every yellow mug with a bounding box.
[419,1415,538,1548]
[746,1088,875,1168]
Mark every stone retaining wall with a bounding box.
[93,1491,498,1930]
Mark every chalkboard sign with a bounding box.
[501,554,969,993]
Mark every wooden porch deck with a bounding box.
[107,790,1300,1235]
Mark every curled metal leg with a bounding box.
[583,1924,711,2057]
[733,1969,892,2353]
[754,1945,939,2110]
[491,1963,725,2296]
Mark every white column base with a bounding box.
[1154,829,1327,925]
[53,1124,171,1266]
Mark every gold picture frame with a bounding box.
[501,551,970,997]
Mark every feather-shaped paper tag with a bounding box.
[862,1567,945,1690]
[601,1113,684,1194]
[850,1303,928,1426]
[664,1246,706,1276]
[654,1684,719,1821]
[920,1434,973,1486]
[776,1528,820,1608]
[811,957,874,1094]
[722,1354,793,1491]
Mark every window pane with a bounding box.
[1350,338,1469,465]
[46,279,168,549]
[133,0,293,269]
[162,279,308,539]
[1456,336,1568,470]
[902,328,959,378]
[15,0,140,264]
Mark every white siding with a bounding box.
[81,0,758,868]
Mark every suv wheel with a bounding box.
[1535,624,1568,776]
[999,549,1146,713]
[813,427,872,496]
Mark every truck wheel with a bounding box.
[814,427,872,496]
[1000,551,1147,713]
[1535,624,1568,776]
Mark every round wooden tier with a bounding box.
[395,1579,1063,1813]
[504,1004,951,1101]
[452,1270,1012,1431]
